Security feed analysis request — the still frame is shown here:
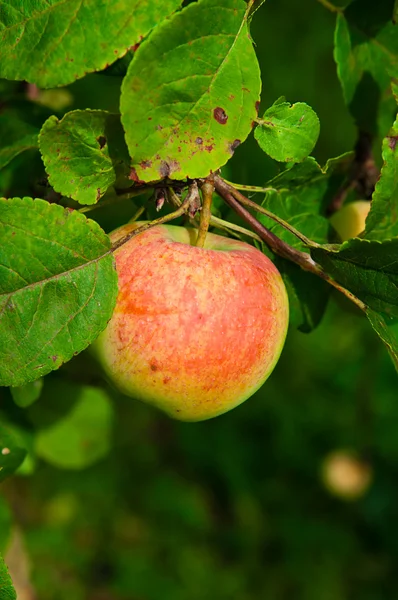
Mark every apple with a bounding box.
[91,223,289,422]
[330,200,370,242]
[321,450,372,500]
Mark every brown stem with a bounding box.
[196,177,214,247]
[214,175,318,248]
[111,192,192,252]
[215,177,367,312]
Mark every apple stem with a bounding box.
[196,177,214,248]
[214,176,367,313]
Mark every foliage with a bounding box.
[0,0,397,597]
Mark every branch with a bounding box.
[214,175,319,248]
[214,176,367,312]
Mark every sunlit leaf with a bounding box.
[121,0,261,182]
[39,111,131,205]
[254,100,320,162]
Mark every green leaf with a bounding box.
[0,553,16,600]
[120,0,261,182]
[311,238,398,317]
[0,0,183,88]
[0,197,118,387]
[395,0,398,23]
[334,1,398,134]
[366,309,398,371]
[35,383,113,470]
[364,114,398,240]
[39,111,131,205]
[254,101,320,162]
[264,154,353,215]
[255,155,352,331]
[274,258,330,333]
[10,378,43,408]
[0,110,39,171]
[0,424,26,484]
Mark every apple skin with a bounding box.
[91,223,289,422]
[330,201,370,242]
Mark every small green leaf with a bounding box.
[10,378,43,408]
[0,553,16,600]
[394,0,398,22]
[0,109,39,171]
[365,114,398,240]
[254,101,320,162]
[39,111,131,205]
[366,309,398,372]
[35,383,113,470]
[120,0,261,182]
[311,238,398,317]
[0,197,118,387]
[0,424,26,484]
[0,0,183,88]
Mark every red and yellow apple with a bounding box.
[330,200,370,242]
[91,223,289,421]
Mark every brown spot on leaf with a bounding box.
[213,107,228,124]
[96,188,101,201]
[255,100,260,114]
[205,144,214,152]
[156,124,163,131]
[388,136,397,150]
[229,94,235,101]
[163,376,171,384]
[195,137,203,145]
[129,168,145,183]
[150,363,158,372]
[228,139,241,154]
[140,160,152,169]
[159,160,180,178]
[52,355,58,362]
[97,135,106,149]
[129,40,142,52]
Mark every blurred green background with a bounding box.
[1,1,398,599]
